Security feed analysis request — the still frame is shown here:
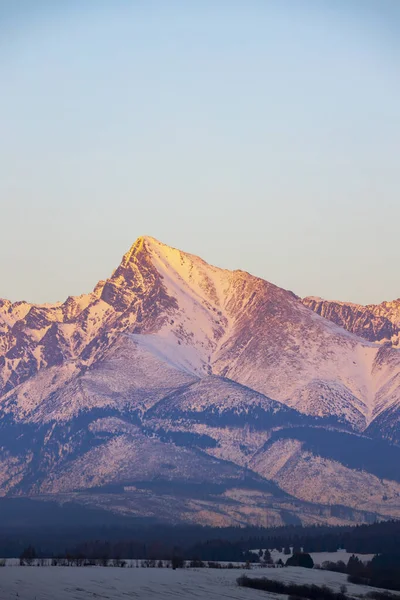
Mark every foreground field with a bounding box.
[0,567,260,600]
[0,565,396,600]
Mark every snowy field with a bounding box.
[0,567,264,600]
[0,564,397,600]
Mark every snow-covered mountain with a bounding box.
[0,236,399,526]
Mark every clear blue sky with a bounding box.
[1,1,399,304]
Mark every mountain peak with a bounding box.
[120,236,149,266]
[120,235,177,267]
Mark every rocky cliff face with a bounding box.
[302,296,400,345]
[0,238,176,397]
[0,236,400,526]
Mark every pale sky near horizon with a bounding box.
[1,1,399,305]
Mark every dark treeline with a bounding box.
[235,520,400,555]
[72,539,257,563]
[324,553,400,593]
[237,575,350,600]
[238,574,400,600]
[0,518,400,560]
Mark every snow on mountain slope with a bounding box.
[2,235,399,430]
[118,237,400,430]
[0,299,32,328]
[367,402,400,446]
[36,422,246,495]
[143,376,315,468]
[1,235,400,524]
[145,376,298,422]
[0,334,196,424]
[287,380,367,431]
[250,437,400,519]
[211,285,384,425]
[142,376,338,477]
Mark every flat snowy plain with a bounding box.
[0,564,397,600]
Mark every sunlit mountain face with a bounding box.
[0,236,399,526]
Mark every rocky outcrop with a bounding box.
[302,296,400,344]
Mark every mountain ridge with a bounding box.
[0,236,399,526]
[302,295,400,346]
